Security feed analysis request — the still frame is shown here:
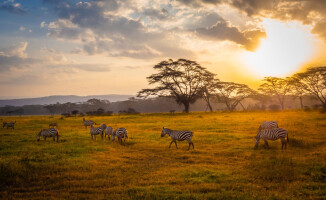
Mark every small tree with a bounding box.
[258,77,290,110]
[213,82,256,111]
[137,58,216,113]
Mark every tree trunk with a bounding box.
[183,102,190,113]
[206,98,213,112]
[299,96,304,109]
[239,102,246,111]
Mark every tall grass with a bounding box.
[0,110,325,199]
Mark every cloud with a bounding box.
[195,19,266,51]
[19,26,25,31]
[0,42,28,58]
[45,0,196,59]
[0,0,27,15]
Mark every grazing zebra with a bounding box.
[90,124,106,140]
[37,128,59,142]
[4,121,16,129]
[49,123,58,128]
[111,128,128,145]
[161,127,194,150]
[105,126,113,139]
[83,118,95,128]
[255,128,289,150]
[258,121,278,132]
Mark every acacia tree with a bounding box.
[201,75,219,112]
[213,82,256,111]
[287,76,307,109]
[294,66,326,109]
[258,77,290,110]
[137,59,215,113]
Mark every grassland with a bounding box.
[0,110,325,200]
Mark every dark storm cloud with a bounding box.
[0,0,27,15]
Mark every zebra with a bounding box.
[49,123,58,128]
[37,128,59,142]
[90,124,106,140]
[161,127,194,150]
[255,128,289,150]
[4,121,16,129]
[83,118,95,128]
[258,121,278,133]
[111,128,128,145]
[105,126,113,139]
[2,122,7,128]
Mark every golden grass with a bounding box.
[0,110,325,199]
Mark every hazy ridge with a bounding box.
[0,94,134,107]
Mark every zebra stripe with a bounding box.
[105,126,113,139]
[4,121,16,129]
[111,127,128,145]
[37,128,59,142]
[255,128,288,150]
[161,127,194,150]
[258,121,278,132]
[83,118,95,128]
[90,124,106,140]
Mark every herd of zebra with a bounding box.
[1,118,288,150]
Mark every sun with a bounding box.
[244,19,315,77]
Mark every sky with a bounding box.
[1,0,326,99]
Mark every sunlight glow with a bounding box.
[244,19,315,77]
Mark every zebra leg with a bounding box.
[169,140,174,149]
[264,140,269,149]
[174,141,178,149]
[281,138,286,150]
[53,136,55,141]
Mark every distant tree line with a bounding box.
[138,58,326,112]
[0,59,325,116]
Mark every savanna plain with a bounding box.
[0,110,325,200]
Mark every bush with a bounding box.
[61,113,71,117]
[268,104,280,111]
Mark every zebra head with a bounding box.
[254,136,260,148]
[2,122,7,128]
[100,124,107,129]
[37,130,42,141]
[111,130,116,141]
[161,127,169,137]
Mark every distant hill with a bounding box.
[0,94,134,107]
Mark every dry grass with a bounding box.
[0,110,325,199]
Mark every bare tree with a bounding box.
[213,82,256,111]
[258,77,290,110]
[294,66,326,109]
[137,59,215,113]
